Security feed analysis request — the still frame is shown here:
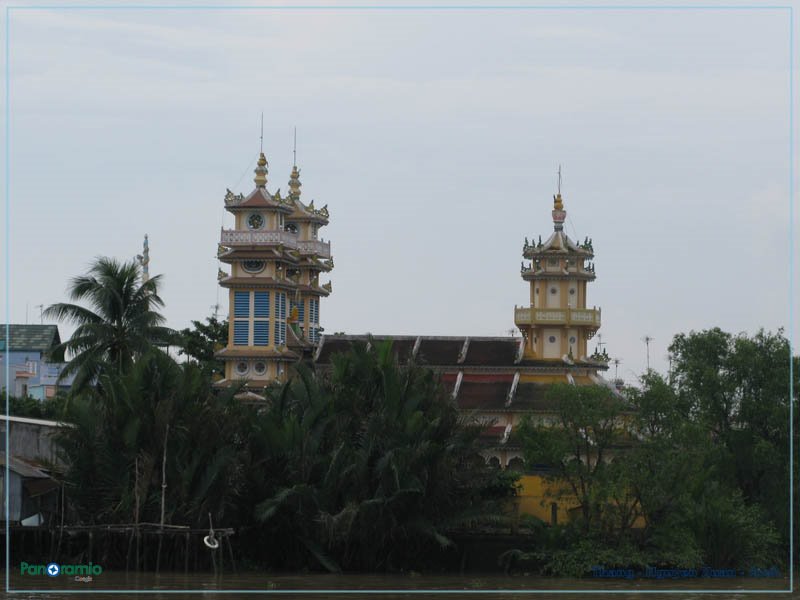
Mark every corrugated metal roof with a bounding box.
[0,325,61,354]
[0,453,52,479]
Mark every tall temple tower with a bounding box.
[216,148,332,395]
[514,190,605,376]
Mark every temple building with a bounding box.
[213,150,613,520]
[313,188,613,522]
[214,147,333,397]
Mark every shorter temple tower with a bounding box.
[215,147,332,396]
[515,191,602,368]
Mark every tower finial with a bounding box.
[254,151,268,188]
[557,164,562,195]
[553,164,564,212]
[260,112,264,153]
[137,234,150,283]
[288,127,302,201]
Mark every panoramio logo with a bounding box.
[20,562,103,577]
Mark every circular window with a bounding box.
[253,362,267,376]
[247,213,264,230]
[242,260,265,274]
[235,361,249,376]
[569,288,576,295]
[548,336,557,343]
[550,287,557,295]
[569,336,577,344]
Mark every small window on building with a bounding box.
[235,361,249,376]
[254,362,267,376]
[548,336,556,343]
[569,288,576,295]
[550,287,557,294]
[569,336,577,344]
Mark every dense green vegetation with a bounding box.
[48,343,512,571]
[515,328,798,575]
[8,257,796,574]
[30,258,514,571]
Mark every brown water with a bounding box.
[3,571,793,599]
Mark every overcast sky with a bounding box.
[2,1,797,382]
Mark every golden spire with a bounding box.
[254,152,268,188]
[288,128,301,201]
[288,165,302,201]
[553,164,564,210]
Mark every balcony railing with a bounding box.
[297,239,331,258]
[220,229,298,247]
[514,307,601,328]
[220,230,332,258]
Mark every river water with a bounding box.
[3,571,793,599]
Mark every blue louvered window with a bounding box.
[273,292,287,346]
[234,291,250,318]
[253,321,269,346]
[233,320,249,346]
[254,292,270,317]
[309,298,319,324]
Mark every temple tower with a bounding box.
[514,191,603,367]
[216,148,332,394]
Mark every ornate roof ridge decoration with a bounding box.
[590,347,610,363]
[288,196,330,221]
[224,188,246,206]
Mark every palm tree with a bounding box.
[55,350,250,526]
[44,257,174,393]
[253,340,513,571]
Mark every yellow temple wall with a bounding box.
[515,474,646,528]
[515,474,579,523]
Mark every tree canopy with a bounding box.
[44,257,174,393]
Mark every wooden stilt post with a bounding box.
[226,534,236,573]
[126,529,134,572]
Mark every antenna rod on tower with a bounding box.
[642,335,654,371]
[557,164,562,195]
[260,112,264,153]
[293,127,297,166]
